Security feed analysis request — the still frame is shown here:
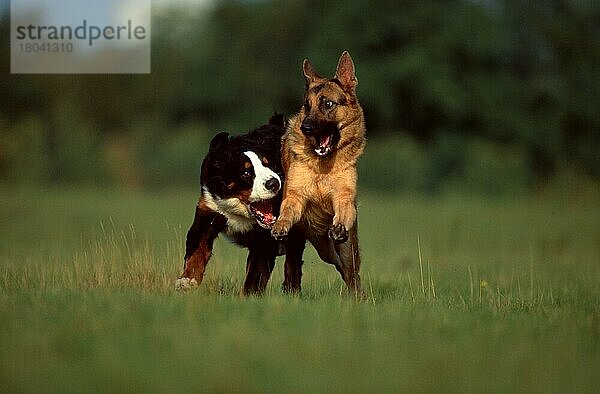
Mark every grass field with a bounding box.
[1,187,598,393]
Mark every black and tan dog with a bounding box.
[176,115,287,295]
[272,51,366,295]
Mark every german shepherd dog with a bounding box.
[272,51,366,295]
[176,115,286,295]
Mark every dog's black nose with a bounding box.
[300,123,314,134]
[265,177,280,192]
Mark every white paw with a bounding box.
[175,277,198,291]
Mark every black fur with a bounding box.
[180,114,287,294]
[200,114,286,204]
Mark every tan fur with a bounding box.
[278,112,365,234]
[272,51,366,295]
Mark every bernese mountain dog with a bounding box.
[176,114,287,295]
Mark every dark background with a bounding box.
[1,0,599,195]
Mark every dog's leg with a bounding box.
[333,223,364,296]
[272,191,305,239]
[282,228,306,293]
[308,233,342,268]
[309,225,364,296]
[243,246,277,295]
[176,204,224,291]
[330,184,357,244]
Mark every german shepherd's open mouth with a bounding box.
[313,130,341,156]
[303,121,341,157]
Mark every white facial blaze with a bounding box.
[244,151,281,201]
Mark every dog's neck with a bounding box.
[336,113,366,158]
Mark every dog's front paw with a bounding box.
[329,223,349,243]
[175,277,198,291]
[271,219,291,240]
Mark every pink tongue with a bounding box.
[264,212,275,222]
[254,200,275,223]
[320,135,331,148]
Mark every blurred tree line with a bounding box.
[1,0,598,195]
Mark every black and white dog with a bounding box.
[176,114,287,294]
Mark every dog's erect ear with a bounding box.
[334,51,358,92]
[209,132,229,153]
[268,113,286,128]
[303,59,322,86]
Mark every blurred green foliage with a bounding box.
[1,0,599,194]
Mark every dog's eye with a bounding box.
[323,99,335,109]
[242,170,252,179]
[304,101,310,111]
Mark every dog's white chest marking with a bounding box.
[202,188,255,234]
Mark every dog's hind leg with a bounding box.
[333,224,364,297]
[310,233,362,296]
[308,233,340,264]
[282,228,306,294]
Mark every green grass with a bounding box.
[1,187,598,393]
